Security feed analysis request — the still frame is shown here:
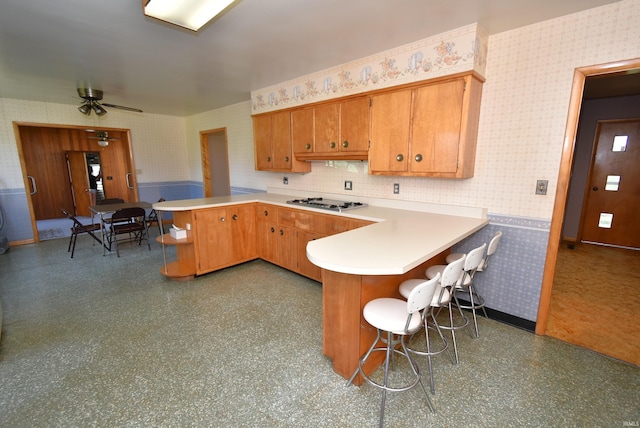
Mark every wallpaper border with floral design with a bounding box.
[251,23,488,114]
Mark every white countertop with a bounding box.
[154,190,488,276]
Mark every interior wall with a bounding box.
[0,99,190,241]
[562,93,640,240]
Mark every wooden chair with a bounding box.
[107,207,150,257]
[61,208,103,258]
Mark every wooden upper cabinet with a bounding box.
[294,96,370,160]
[291,108,314,154]
[253,114,273,170]
[369,89,412,173]
[313,102,340,154]
[253,111,311,173]
[340,96,370,154]
[271,111,293,170]
[369,72,483,178]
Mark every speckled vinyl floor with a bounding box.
[0,236,638,427]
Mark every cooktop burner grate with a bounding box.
[286,197,368,212]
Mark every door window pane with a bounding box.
[605,175,621,191]
[598,213,613,228]
[612,135,628,152]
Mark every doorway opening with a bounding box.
[536,58,640,365]
[14,123,138,242]
[200,128,230,198]
[86,152,105,206]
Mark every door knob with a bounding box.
[592,186,599,191]
[396,154,404,162]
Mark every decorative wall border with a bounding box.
[251,23,488,114]
[488,213,551,231]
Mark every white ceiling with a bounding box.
[0,0,624,116]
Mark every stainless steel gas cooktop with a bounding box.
[286,197,368,212]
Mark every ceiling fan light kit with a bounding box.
[87,130,120,147]
[142,0,235,31]
[77,88,142,116]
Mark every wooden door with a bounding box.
[229,204,257,262]
[314,102,340,153]
[271,111,292,170]
[99,138,133,203]
[291,108,314,154]
[581,119,640,248]
[277,224,298,272]
[410,78,464,174]
[340,97,370,152]
[20,127,74,219]
[256,219,278,263]
[253,115,273,170]
[369,89,412,173]
[297,230,323,281]
[195,208,231,273]
[66,152,92,217]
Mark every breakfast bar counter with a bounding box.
[154,190,488,383]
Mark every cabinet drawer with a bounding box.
[255,203,277,221]
[278,207,316,231]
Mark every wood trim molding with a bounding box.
[535,57,640,335]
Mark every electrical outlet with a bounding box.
[536,180,548,195]
[393,183,400,194]
[344,180,353,191]
[283,176,288,185]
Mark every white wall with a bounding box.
[195,0,638,221]
[0,99,189,189]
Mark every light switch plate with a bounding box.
[344,180,352,191]
[536,180,548,195]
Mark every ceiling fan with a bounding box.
[86,130,119,147]
[77,88,143,116]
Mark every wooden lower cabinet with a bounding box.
[159,203,372,281]
[297,230,323,281]
[194,204,257,274]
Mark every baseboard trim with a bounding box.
[458,299,536,332]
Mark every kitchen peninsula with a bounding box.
[153,191,488,383]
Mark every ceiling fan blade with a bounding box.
[102,103,143,113]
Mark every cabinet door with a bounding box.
[229,204,257,262]
[256,220,278,264]
[292,108,314,154]
[277,224,298,272]
[369,89,412,173]
[340,97,370,152]
[314,102,340,153]
[297,230,323,281]
[410,78,465,174]
[253,115,273,170]
[272,111,292,170]
[195,208,231,273]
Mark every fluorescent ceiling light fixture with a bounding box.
[143,0,235,31]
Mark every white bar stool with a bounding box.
[423,252,476,364]
[447,231,502,337]
[346,274,440,427]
